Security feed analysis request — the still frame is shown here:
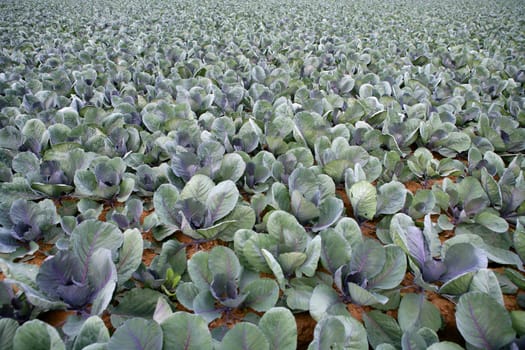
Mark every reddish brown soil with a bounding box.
[347,304,373,322]
[100,202,127,222]
[139,209,154,225]
[141,247,157,266]
[21,242,55,266]
[209,307,255,330]
[400,272,419,294]
[335,187,379,240]
[295,312,317,349]
[405,177,456,193]
[439,229,455,243]
[38,310,75,328]
[504,294,521,311]
[52,196,78,209]
[173,231,227,259]
[102,310,114,334]
[426,291,462,343]
[360,221,379,240]
[336,187,353,218]
[140,228,157,266]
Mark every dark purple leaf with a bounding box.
[405,226,427,268]
[422,259,447,282]
[171,152,199,182]
[37,251,93,308]
[210,274,238,302]
[94,162,120,186]
[442,243,488,281]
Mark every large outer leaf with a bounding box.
[362,310,402,349]
[513,221,525,262]
[243,278,279,312]
[469,269,504,306]
[376,181,407,216]
[175,282,200,311]
[209,246,242,282]
[267,210,307,252]
[217,153,246,183]
[309,284,347,321]
[298,235,322,277]
[110,289,167,328]
[307,315,368,350]
[442,243,487,281]
[320,229,352,273]
[13,319,65,350]
[71,219,123,267]
[187,251,212,290]
[291,190,320,224]
[456,292,515,349]
[0,318,18,350]
[347,283,389,306]
[153,297,173,324]
[153,184,180,227]
[350,239,386,278]
[307,316,346,350]
[116,229,143,286]
[7,280,68,311]
[262,249,286,290]
[426,342,464,350]
[193,290,222,323]
[259,307,297,350]
[161,312,212,350]
[398,294,441,332]
[474,210,509,233]
[73,316,110,350]
[348,181,377,220]
[285,278,315,311]
[288,167,320,201]
[89,249,118,316]
[180,174,214,202]
[312,197,344,232]
[219,322,270,350]
[206,180,239,224]
[107,318,162,350]
[216,204,256,241]
[73,170,98,195]
[367,245,407,290]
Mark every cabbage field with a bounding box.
[0,0,524,348]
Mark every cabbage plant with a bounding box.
[175,246,279,324]
[153,174,254,240]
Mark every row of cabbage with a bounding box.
[1,0,524,348]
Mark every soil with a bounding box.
[504,293,521,311]
[208,307,257,330]
[173,231,228,259]
[336,187,353,218]
[426,291,462,343]
[38,310,75,328]
[101,310,114,333]
[20,242,55,266]
[439,229,455,243]
[347,304,373,322]
[141,245,157,266]
[295,312,317,349]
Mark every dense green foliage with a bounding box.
[0,0,524,348]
